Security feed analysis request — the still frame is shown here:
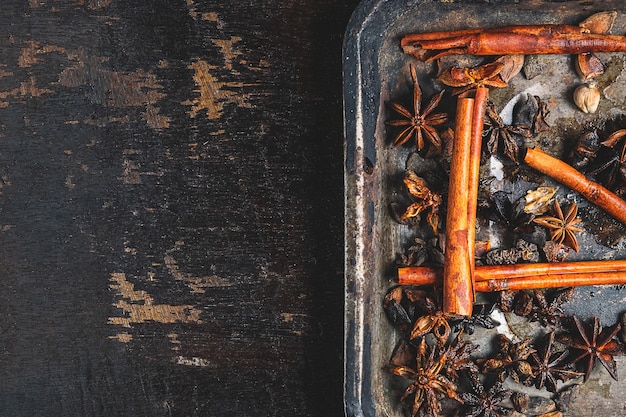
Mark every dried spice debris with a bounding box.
[386,64,449,153]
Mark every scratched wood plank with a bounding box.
[0,1,359,415]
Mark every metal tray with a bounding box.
[344,1,626,416]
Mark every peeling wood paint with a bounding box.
[167,333,181,351]
[108,272,202,333]
[175,356,212,367]
[18,41,67,68]
[211,37,243,71]
[142,104,171,130]
[29,0,112,9]
[183,59,254,120]
[12,41,170,129]
[109,333,133,343]
[119,158,142,185]
[60,59,166,108]
[164,242,234,293]
[0,77,54,107]
[280,312,309,323]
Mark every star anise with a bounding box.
[590,128,626,193]
[478,334,535,384]
[386,64,449,153]
[529,331,583,393]
[442,331,480,382]
[558,315,623,382]
[484,102,532,163]
[533,200,584,252]
[437,61,508,96]
[458,373,512,417]
[387,338,462,417]
[401,170,443,233]
[528,287,575,326]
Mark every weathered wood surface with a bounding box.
[0,1,359,415]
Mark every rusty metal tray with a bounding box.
[344,1,626,416]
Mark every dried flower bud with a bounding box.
[524,186,557,215]
[573,83,601,113]
[576,52,604,81]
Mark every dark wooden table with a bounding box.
[0,1,360,415]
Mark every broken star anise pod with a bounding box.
[408,289,451,347]
[558,315,623,382]
[437,61,508,96]
[387,338,462,417]
[386,64,449,153]
[484,101,532,163]
[458,373,513,417]
[533,200,584,252]
[478,333,535,384]
[529,331,583,393]
[400,170,443,233]
[383,286,415,332]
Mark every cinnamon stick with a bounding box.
[398,260,626,286]
[524,147,626,225]
[443,97,474,316]
[475,271,626,291]
[467,87,489,297]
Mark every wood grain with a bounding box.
[0,1,359,415]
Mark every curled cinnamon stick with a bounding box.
[398,260,626,286]
[467,87,489,294]
[475,270,626,291]
[443,97,474,316]
[402,24,626,61]
[524,147,626,225]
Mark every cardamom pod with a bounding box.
[573,83,601,113]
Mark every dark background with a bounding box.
[0,1,361,415]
